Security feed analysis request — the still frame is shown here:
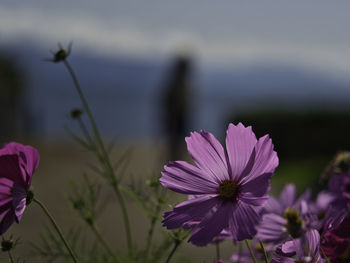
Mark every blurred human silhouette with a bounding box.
[161,55,193,161]
[0,54,24,142]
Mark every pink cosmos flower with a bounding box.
[321,214,350,262]
[0,142,39,234]
[256,184,313,245]
[160,123,278,246]
[271,229,324,263]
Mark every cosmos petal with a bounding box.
[0,210,15,235]
[257,214,287,243]
[188,201,232,246]
[263,196,283,214]
[162,195,220,229]
[12,184,27,222]
[160,161,218,194]
[185,130,229,182]
[240,135,278,184]
[229,201,260,241]
[240,172,273,206]
[306,229,320,256]
[225,123,257,181]
[279,184,296,209]
[0,142,40,236]
[20,145,40,185]
[0,202,12,218]
[0,143,39,185]
[0,177,14,195]
[0,155,21,183]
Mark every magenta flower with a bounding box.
[256,184,312,245]
[321,214,350,262]
[160,123,278,246]
[0,142,39,234]
[321,172,350,233]
[271,229,324,263]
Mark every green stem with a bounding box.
[77,118,97,150]
[144,196,164,261]
[7,251,15,263]
[320,247,331,263]
[33,198,79,263]
[144,216,157,259]
[112,184,133,253]
[216,241,220,261]
[165,241,180,263]
[244,240,257,263]
[90,224,118,262]
[62,59,133,253]
[237,242,242,263]
[259,240,269,263]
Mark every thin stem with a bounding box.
[33,198,79,263]
[165,241,180,263]
[144,195,164,261]
[320,247,331,263]
[259,240,269,263]
[78,118,97,150]
[237,242,242,263]
[90,224,118,262]
[62,59,133,253]
[63,60,102,149]
[63,60,114,174]
[7,251,15,263]
[112,184,133,253]
[144,216,157,259]
[216,241,220,261]
[244,240,257,263]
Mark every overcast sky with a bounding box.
[1,1,350,78]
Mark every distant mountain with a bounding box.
[1,42,349,140]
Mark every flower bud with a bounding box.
[1,239,13,252]
[70,108,83,119]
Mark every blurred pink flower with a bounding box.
[0,142,39,234]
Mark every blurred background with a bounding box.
[1,1,350,262]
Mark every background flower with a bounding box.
[256,184,312,245]
[0,142,39,234]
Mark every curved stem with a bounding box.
[144,195,164,261]
[34,198,79,263]
[7,251,15,263]
[216,241,220,261]
[63,59,133,253]
[90,224,118,262]
[244,240,257,263]
[78,118,96,150]
[259,240,269,263]
[237,242,243,263]
[320,247,331,263]
[165,241,180,263]
[112,184,133,252]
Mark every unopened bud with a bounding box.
[146,179,159,187]
[1,239,13,252]
[70,108,83,119]
[53,49,69,62]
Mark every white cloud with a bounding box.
[1,5,350,80]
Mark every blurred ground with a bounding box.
[4,138,329,262]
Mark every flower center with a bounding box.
[218,180,238,200]
[282,208,304,238]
